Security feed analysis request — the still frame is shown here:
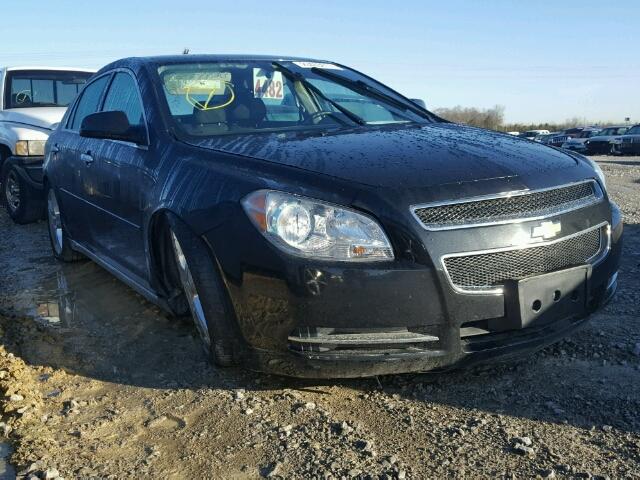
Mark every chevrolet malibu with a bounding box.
[43,55,622,378]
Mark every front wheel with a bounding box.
[46,185,82,262]
[167,217,239,367]
[2,164,43,224]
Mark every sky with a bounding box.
[1,0,638,124]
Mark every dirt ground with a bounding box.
[0,156,638,479]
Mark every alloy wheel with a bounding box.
[47,189,64,255]
[5,170,21,212]
[170,231,211,347]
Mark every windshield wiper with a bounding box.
[309,67,432,120]
[272,62,366,126]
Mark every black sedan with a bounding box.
[611,124,640,155]
[584,125,629,155]
[43,55,622,378]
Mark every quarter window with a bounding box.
[69,75,110,131]
[102,73,144,127]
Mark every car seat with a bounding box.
[230,90,267,129]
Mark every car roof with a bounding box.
[134,54,328,63]
[2,66,96,73]
[591,125,626,131]
[97,54,334,74]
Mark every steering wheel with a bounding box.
[15,90,32,104]
[310,111,336,120]
[308,110,349,125]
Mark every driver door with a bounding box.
[82,71,153,282]
[56,74,111,246]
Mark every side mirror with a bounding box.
[410,98,427,109]
[80,111,146,145]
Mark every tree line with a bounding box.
[433,105,620,132]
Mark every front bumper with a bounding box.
[585,141,612,155]
[4,156,45,189]
[210,200,623,378]
[619,142,640,155]
[562,143,587,152]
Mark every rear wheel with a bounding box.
[2,164,43,224]
[46,185,82,262]
[167,217,239,366]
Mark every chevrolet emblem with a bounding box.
[531,220,562,240]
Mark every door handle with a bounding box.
[81,153,94,165]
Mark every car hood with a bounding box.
[588,135,618,141]
[187,123,579,189]
[0,107,66,130]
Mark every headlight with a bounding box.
[242,190,394,262]
[584,157,607,189]
[15,140,46,156]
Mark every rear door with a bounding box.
[55,74,111,245]
[83,71,152,281]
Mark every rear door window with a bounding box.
[69,75,110,131]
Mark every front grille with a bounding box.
[443,226,605,292]
[413,181,600,230]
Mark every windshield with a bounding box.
[627,126,640,135]
[5,70,92,109]
[156,60,433,137]
[576,130,600,138]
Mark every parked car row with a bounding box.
[0,56,622,378]
[525,125,636,156]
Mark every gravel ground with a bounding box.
[0,156,638,479]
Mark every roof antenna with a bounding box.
[182,48,190,55]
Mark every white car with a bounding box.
[0,66,94,223]
[519,129,550,140]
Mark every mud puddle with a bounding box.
[5,260,220,389]
[0,443,16,479]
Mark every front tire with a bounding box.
[46,185,82,262]
[167,216,239,367]
[2,164,43,224]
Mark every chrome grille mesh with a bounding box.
[443,227,603,291]
[414,181,599,229]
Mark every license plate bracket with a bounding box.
[498,265,591,330]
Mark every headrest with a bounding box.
[230,96,266,126]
